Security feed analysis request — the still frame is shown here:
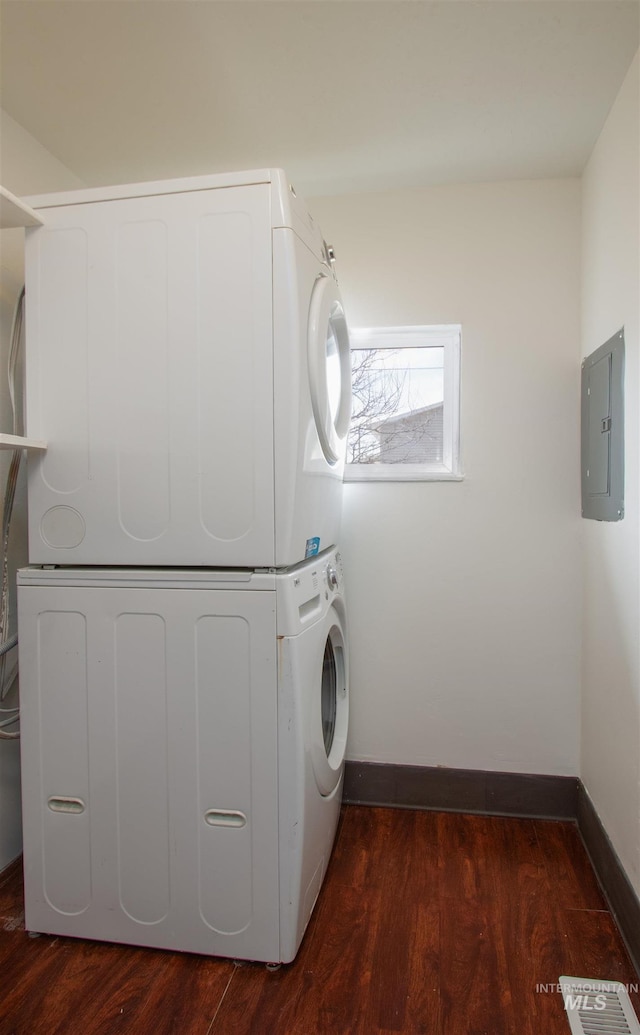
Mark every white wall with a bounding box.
[310,178,582,775]
[581,53,640,897]
[0,110,84,870]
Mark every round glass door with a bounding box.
[321,637,338,756]
[311,616,349,796]
[308,276,352,464]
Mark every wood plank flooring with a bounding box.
[1,806,638,1035]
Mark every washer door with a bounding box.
[311,606,349,796]
[308,275,352,465]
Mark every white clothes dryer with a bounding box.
[17,548,348,963]
[23,170,351,568]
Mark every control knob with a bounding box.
[326,565,339,590]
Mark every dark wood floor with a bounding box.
[1,806,639,1035]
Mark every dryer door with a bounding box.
[308,275,352,465]
[311,605,349,796]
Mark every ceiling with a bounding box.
[1,1,638,198]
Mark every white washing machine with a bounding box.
[23,169,351,568]
[17,548,348,963]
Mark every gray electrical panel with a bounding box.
[581,329,624,521]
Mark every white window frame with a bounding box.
[345,324,462,482]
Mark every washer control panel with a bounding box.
[277,548,344,635]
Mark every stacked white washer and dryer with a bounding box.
[16,169,351,964]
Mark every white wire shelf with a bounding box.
[0,186,43,229]
[0,434,47,452]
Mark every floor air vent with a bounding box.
[560,976,640,1035]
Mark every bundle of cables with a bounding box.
[0,286,26,740]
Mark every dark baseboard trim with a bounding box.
[343,760,640,978]
[0,854,21,885]
[343,760,579,819]
[577,784,640,976]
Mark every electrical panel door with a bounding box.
[581,330,624,521]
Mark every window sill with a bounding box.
[344,464,464,483]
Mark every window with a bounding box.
[345,324,461,481]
